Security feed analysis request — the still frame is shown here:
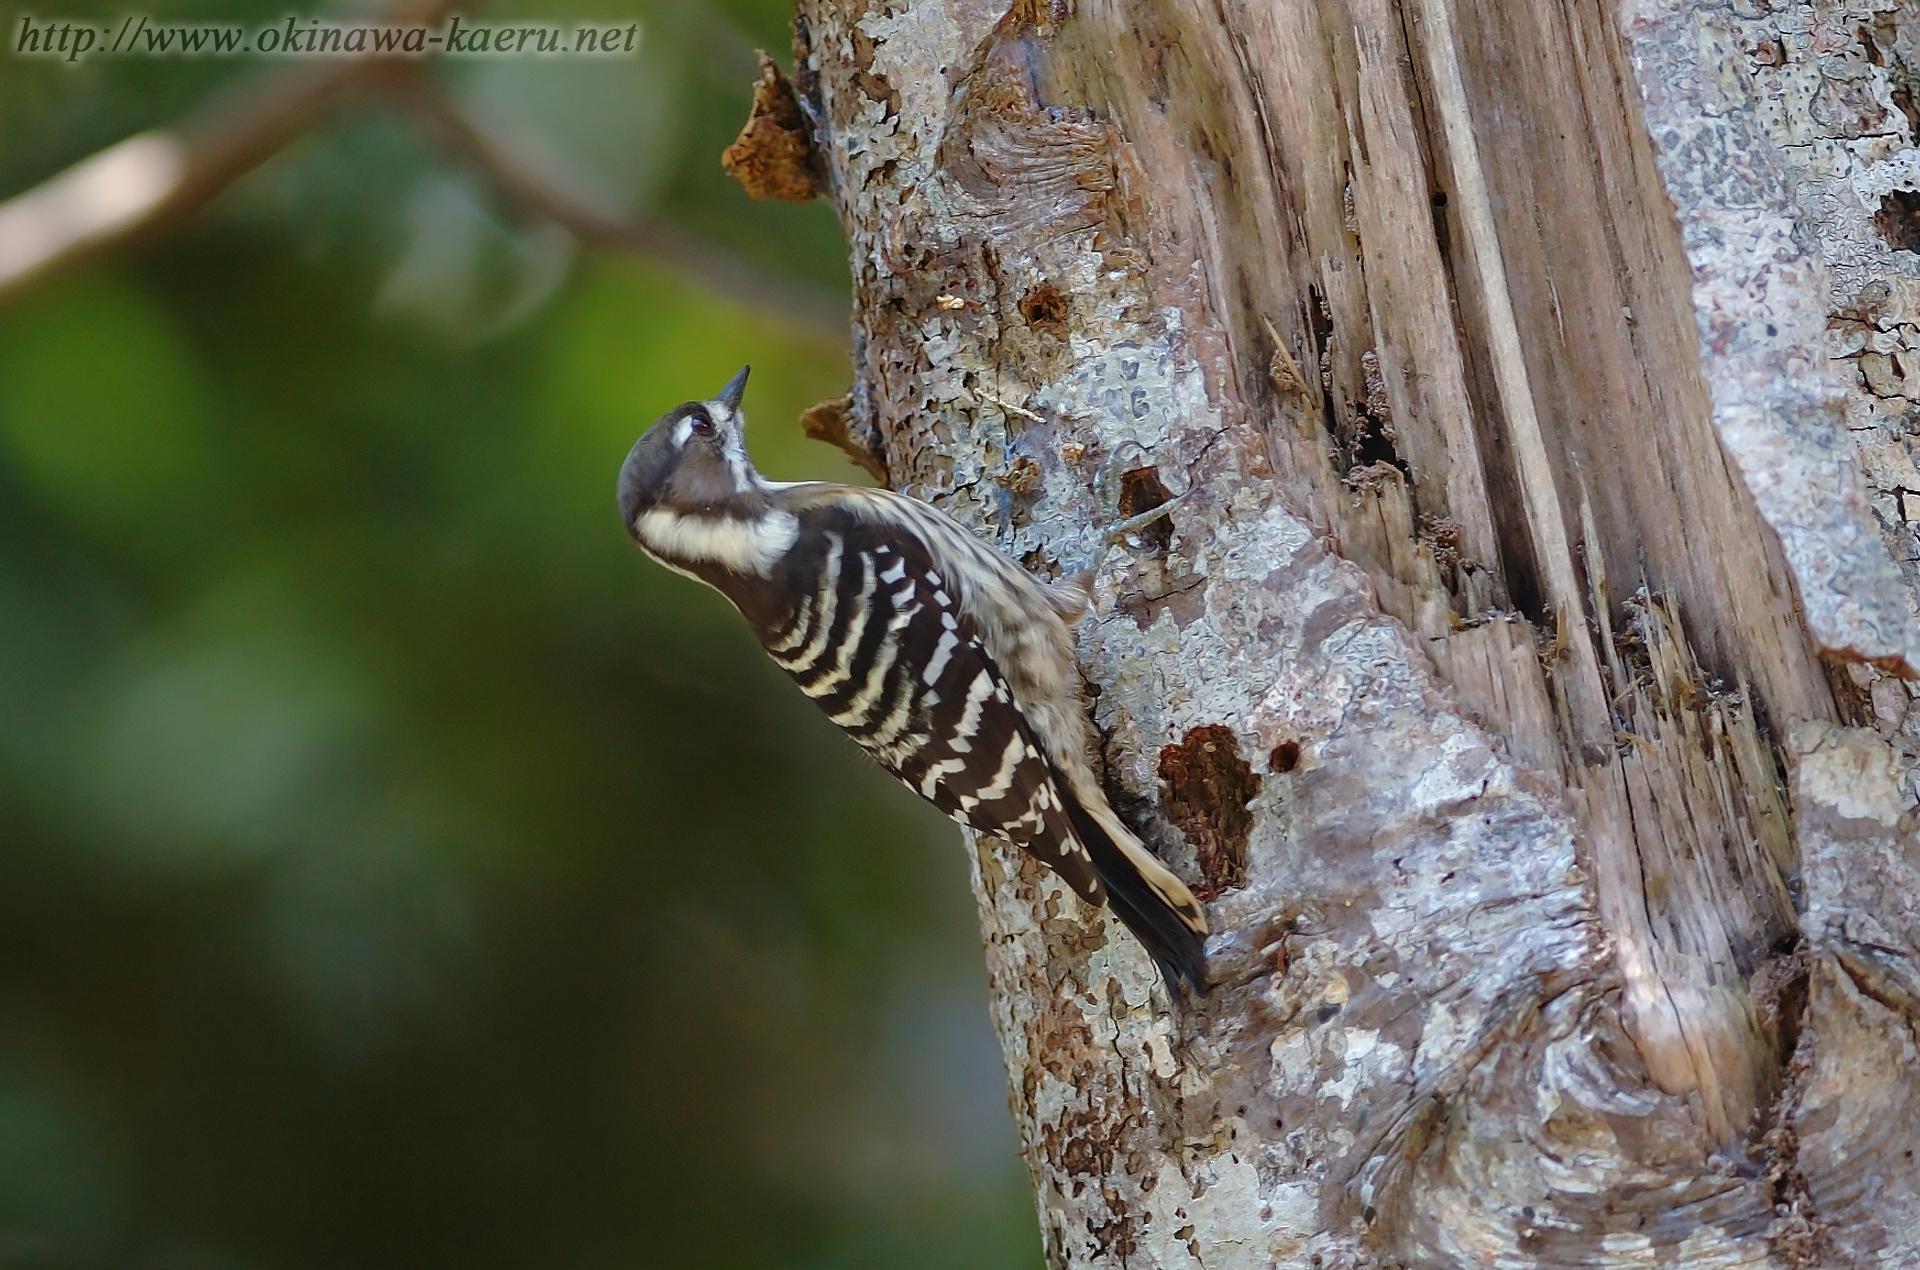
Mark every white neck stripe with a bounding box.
[634,508,799,577]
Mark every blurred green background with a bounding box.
[0,0,1044,1265]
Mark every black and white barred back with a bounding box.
[617,369,1209,994]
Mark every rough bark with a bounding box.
[780,0,1920,1264]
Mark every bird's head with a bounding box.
[617,365,764,538]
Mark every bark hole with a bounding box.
[1304,283,1341,449]
[1752,945,1810,1070]
[1759,1025,1837,1270]
[1019,284,1071,334]
[1351,348,1405,474]
[1269,740,1300,773]
[1116,466,1173,553]
[1874,189,1920,253]
[1156,725,1255,900]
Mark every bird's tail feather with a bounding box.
[1059,795,1209,996]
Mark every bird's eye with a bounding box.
[690,412,717,437]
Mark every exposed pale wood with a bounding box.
[787,0,1920,1262]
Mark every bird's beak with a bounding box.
[717,365,750,412]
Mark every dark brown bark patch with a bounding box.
[1874,189,1920,254]
[1156,725,1256,900]
[846,27,900,115]
[721,52,825,203]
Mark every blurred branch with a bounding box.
[393,76,849,338]
[0,27,850,343]
[0,70,386,304]
[0,0,455,306]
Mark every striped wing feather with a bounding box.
[755,508,1105,906]
[742,494,1205,993]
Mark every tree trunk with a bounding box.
[783,0,1920,1264]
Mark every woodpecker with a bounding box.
[617,366,1209,994]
